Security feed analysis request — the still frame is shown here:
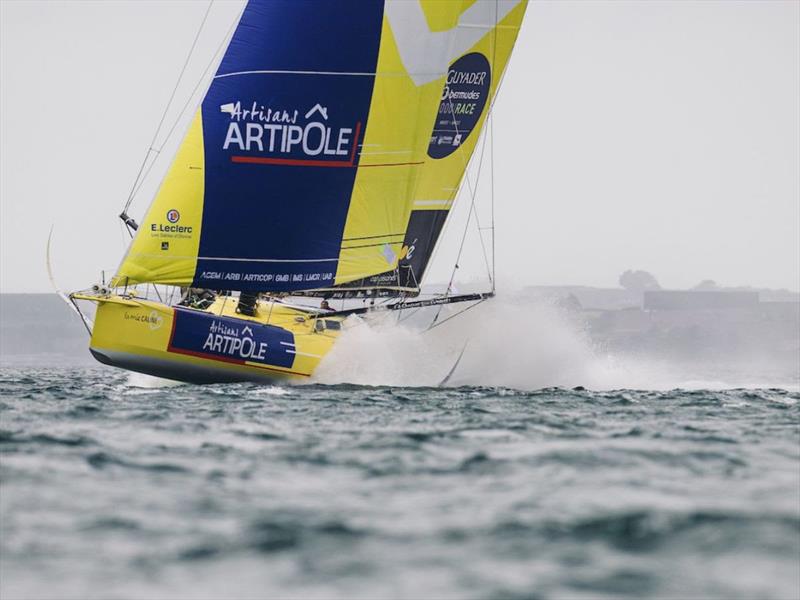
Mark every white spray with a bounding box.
[312,296,799,391]
[313,298,640,390]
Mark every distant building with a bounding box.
[643,290,759,311]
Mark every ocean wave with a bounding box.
[1,367,798,600]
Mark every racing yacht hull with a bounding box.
[78,295,341,384]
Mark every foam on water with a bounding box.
[315,298,799,391]
[126,371,185,389]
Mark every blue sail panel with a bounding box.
[193,0,384,292]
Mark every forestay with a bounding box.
[113,0,528,294]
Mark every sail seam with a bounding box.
[230,157,423,169]
[129,254,339,263]
[358,150,413,155]
[413,200,454,206]
[340,241,403,251]
[215,70,446,79]
[128,254,396,263]
[342,233,405,242]
[360,161,424,168]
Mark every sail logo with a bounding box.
[220,100,361,167]
[151,208,192,236]
[428,53,491,160]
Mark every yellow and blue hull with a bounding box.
[80,295,340,384]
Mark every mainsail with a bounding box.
[113,0,528,295]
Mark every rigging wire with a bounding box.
[397,307,422,324]
[470,176,494,285]
[437,63,513,303]
[448,0,505,295]
[443,83,493,292]
[427,20,495,325]
[117,220,127,250]
[122,1,214,217]
[127,5,243,210]
[444,126,491,295]
[490,112,496,293]
[423,96,491,305]
[429,57,510,300]
[429,0,517,326]
[425,297,489,333]
[490,0,499,293]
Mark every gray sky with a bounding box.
[2,0,798,294]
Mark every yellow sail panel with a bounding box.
[333,0,528,289]
[396,0,527,288]
[413,1,527,208]
[419,0,476,31]
[112,111,205,287]
[334,0,481,286]
[333,14,444,285]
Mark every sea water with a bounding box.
[1,300,798,599]
[1,370,798,599]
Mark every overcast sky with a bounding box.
[1,0,798,294]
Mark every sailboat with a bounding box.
[68,0,528,384]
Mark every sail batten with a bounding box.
[113,0,528,294]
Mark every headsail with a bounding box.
[327,1,528,298]
[113,0,528,294]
